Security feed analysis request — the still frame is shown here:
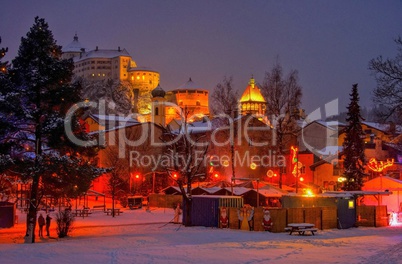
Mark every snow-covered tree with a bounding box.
[342,84,366,191]
[0,17,106,243]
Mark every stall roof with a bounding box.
[323,190,392,197]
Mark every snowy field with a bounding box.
[1,207,402,264]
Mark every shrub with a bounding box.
[56,209,74,238]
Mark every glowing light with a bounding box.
[338,177,347,183]
[222,160,229,167]
[267,170,274,178]
[367,158,394,172]
[291,146,303,177]
[299,177,304,182]
[214,173,219,178]
[304,189,314,197]
[250,163,257,170]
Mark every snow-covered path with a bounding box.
[1,208,402,264]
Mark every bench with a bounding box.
[105,208,122,216]
[93,205,105,211]
[296,228,318,236]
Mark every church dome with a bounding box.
[239,76,266,103]
[151,84,166,98]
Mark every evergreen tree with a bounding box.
[342,84,366,191]
[0,17,106,243]
[0,37,17,170]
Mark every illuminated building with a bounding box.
[62,35,160,115]
[151,84,167,126]
[239,76,266,118]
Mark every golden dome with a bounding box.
[239,77,266,103]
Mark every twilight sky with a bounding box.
[1,0,401,115]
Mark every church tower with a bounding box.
[151,84,166,126]
[239,76,266,118]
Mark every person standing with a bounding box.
[37,213,45,238]
[46,214,52,236]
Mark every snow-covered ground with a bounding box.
[1,207,402,264]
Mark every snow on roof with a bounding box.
[362,121,402,134]
[176,77,203,89]
[128,66,158,73]
[74,48,131,62]
[322,190,392,197]
[317,145,343,156]
[90,114,139,123]
[62,34,85,53]
[223,187,251,196]
[198,187,223,194]
[258,188,287,197]
[301,120,345,130]
[316,120,345,129]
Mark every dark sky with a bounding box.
[1,0,401,115]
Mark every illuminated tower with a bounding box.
[151,84,166,126]
[128,67,160,115]
[239,76,266,118]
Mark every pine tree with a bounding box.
[342,84,366,191]
[0,17,106,243]
[0,37,16,170]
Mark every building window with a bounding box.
[196,101,200,106]
[333,161,341,176]
[155,107,159,116]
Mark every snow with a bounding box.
[1,207,402,264]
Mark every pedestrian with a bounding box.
[46,213,52,236]
[37,213,45,238]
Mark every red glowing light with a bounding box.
[367,158,394,172]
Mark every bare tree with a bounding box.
[211,76,239,116]
[160,114,208,226]
[369,36,402,123]
[260,62,303,188]
[103,146,129,217]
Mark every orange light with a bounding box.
[173,173,178,178]
[135,174,140,179]
[250,163,257,170]
[299,177,304,182]
[214,173,219,178]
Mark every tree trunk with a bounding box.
[24,172,40,243]
[25,115,42,243]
